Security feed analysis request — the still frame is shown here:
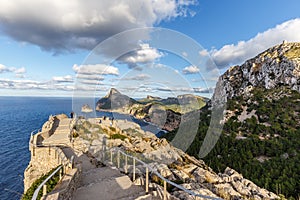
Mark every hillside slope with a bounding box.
[72,117,279,200]
[163,42,300,199]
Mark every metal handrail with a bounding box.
[31,165,62,200]
[106,148,223,200]
[29,118,75,200]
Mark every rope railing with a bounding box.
[103,147,223,200]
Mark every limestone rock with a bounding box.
[213,183,242,199]
[212,42,300,106]
[224,167,243,182]
[171,168,190,181]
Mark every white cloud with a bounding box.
[156,86,193,93]
[182,65,200,74]
[210,18,300,68]
[78,79,103,85]
[193,87,214,94]
[154,86,213,94]
[76,74,104,81]
[52,75,73,82]
[0,0,195,52]
[0,64,26,77]
[73,64,119,76]
[0,78,75,91]
[122,43,163,65]
[123,74,151,81]
[14,67,26,74]
[0,64,11,73]
[182,51,188,57]
[199,49,209,57]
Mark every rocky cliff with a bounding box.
[96,88,207,131]
[213,42,300,105]
[96,88,138,110]
[193,42,300,199]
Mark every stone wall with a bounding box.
[44,168,81,200]
[24,147,69,192]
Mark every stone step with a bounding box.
[73,175,145,200]
[80,167,123,186]
[118,192,151,200]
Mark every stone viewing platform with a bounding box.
[24,114,279,200]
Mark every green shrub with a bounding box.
[109,126,116,132]
[22,166,61,200]
[111,133,127,140]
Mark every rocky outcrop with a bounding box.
[212,42,300,105]
[72,117,279,200]
[96,88,138,110]
[40,114,68,140]
[96,88,206,131]
[81,104,93,113]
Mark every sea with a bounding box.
[0,96,163,200]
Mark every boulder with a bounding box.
[224,167,243,181]
[231,180,251,196]
[182,164,198,175]
[213,183,242,199]
[171,168,190,181]
[193,167,223,184]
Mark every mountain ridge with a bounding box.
[96,88,207,131]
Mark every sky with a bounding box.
[0,0,300,98]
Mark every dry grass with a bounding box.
[285,46,300,59]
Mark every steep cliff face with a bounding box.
[203,42,300,198]
[96,88,138,110]
[213,42,300,105]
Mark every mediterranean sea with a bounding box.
[0,96,163,200]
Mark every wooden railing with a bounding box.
[102,147,223,200]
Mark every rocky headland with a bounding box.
[96,88,207,131]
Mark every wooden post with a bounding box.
[43,184,47,196]
[125,155,128,174]
[133,158,136,181]
[146,167,149,193]
[48,146,51,155]
[163,180,167,200]
[117,151,120,169]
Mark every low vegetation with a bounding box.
[284,46,300,59]
[110,133,127,140]
[162,87,300,199]
[22,166,61,200]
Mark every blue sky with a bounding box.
[0,0,300,98]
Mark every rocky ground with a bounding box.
[71,117,279,200]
